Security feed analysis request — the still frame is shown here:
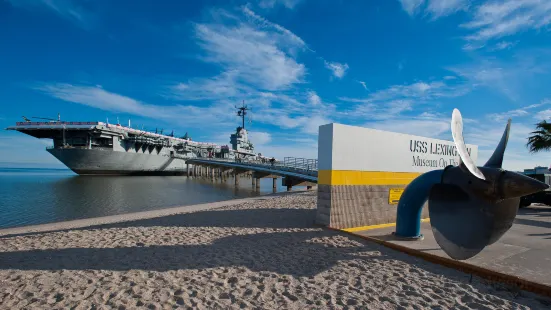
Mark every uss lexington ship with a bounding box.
[6,104,266,175]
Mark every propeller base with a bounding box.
[391,232,424,241]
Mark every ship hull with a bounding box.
[47,148,190,176]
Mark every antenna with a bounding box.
[234,100,249,129]
[58,113,60,122]
[31,116,57,121]
[128,119,131,128]
[62,123,66,146]
[116,117,120,124]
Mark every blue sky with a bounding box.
[1,0,551,170]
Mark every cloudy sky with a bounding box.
[1,0,551,170]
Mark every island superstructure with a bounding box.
[6,104,266,175]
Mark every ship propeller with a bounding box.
[397,109,549,260]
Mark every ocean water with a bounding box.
[0,168,291,229]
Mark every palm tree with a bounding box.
[527,120,551,153]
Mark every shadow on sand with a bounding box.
[0,231,386,278]
[0,206,392,277]
[0,208,318,239]
[93,208,319,230]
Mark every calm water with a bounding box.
[0,168,291,229]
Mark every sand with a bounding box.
[1,191,550,309]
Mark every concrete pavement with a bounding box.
[348,204,551,289]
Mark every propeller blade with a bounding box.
[428,183,490,260]
[484,119,511,168]
[486,198,519,245]
[451,109,485,180]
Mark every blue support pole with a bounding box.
[395,169,444,239]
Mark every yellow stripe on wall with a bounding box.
[318,170,421,186]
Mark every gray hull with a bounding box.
[47,148,189,176]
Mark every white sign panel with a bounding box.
[319,123,478,172]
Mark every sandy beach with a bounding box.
[1,191,550,309]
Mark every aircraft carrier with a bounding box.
[6,104,267,175]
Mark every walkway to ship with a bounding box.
[186,157,318,189]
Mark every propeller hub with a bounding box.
[498,169,549,199]
[441,166,549,202]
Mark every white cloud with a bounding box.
[492,40,517,50]
[365,115,450,138]
[324,61,349,79]
[307,91,321,106]
[426,0,470,18]
[35,83,167,118]
[257,0,304,10]
[255,134,318,160]
[448,55,549,101]
[357,80,368,90]
[535,109,551,120]
[193,9,306,91]
[33,83,237,128]
[398,0,470,19]
[460,108,551,171]
[168,71,256,101]
[242,7,345,83]
[461,0,551,42]
[301,115,332,135]
[248,131,272,145]
[399,0,426,16]
[341,79,468,106]
[242,6,309,54]
[400,0,551,46]
[534,100,551,119]
[254,108,332,135]
[487,99,551,122]
[337,77,471,132]
[167,8,342,137]
[7,0,95,30]
[462,42,486,51]
[257,143,318,161]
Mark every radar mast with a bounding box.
[235,100,249,129]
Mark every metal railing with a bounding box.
[283,157,318,171]
[190,156,318,176]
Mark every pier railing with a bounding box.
[283,157,318,171]
[195,156,318,176]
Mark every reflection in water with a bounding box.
[0,168,292,229]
